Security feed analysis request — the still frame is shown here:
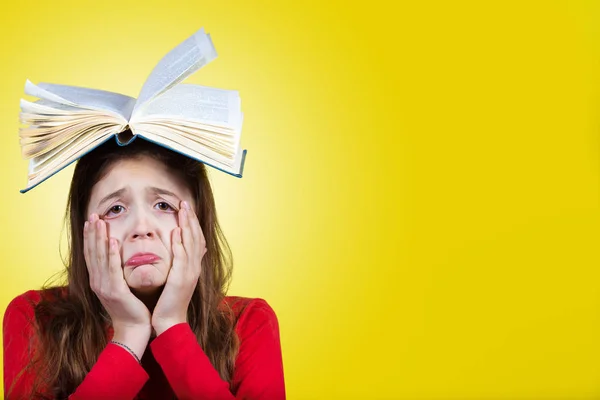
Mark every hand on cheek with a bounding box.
[152,200,207,336]
[83,214,152,358]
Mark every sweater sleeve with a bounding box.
[3,291,149,399]
[150,298,286,400]
[3,291,38,398]
[68,344,149,399]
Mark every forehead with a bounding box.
[88,156,191,207]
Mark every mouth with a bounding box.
[125,252,161,267]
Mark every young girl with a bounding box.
[3,136,285,399]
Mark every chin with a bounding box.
[125,264,167,293]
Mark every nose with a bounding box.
[129,211,157,241]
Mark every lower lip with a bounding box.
[126,255,161,267]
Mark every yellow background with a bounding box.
[1,1,599,399]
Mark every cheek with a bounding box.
[104,213,178,252]
[104,220,125,240]
[160,227,174,249]
[159,214,179,248]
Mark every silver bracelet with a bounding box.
[109,340,142,364]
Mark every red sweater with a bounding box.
[3,289,286,399]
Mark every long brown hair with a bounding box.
[16,134,240,398]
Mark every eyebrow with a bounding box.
[97,186,181,209]
[98,188,127,209]
[148,186,180,200]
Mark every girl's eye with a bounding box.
[106,205,124,217]
[156,202,175,212]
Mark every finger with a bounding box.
[178,207,192,261]
[171,227,186,271]
[86,215,98,274]
[108,237,122,277]
[183,201,205,257]
[95,218,108,272]
[83,220,91,268]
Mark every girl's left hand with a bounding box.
[152,200,207,336]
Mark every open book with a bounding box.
[18,28,246,194]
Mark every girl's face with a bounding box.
[86,156,194,294]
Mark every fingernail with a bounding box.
[183,201,190,210]
[84,221,89,229]
[181,208,187,218]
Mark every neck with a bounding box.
[132,286,164,312]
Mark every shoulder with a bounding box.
[3,287,68,323]
[4,290,42,318]
[223,296,281,338]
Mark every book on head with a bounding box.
[18,27,247,194]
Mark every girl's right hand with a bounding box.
[84,214,152,342]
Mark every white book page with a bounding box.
[131,121,236,148]
[20,114,116,130]
[134,123,234,163]
[131,28,218,117]
[26,81,135,121]
[133,117,239,136]
[131,84,242,130]
[20,98,99,116]
[23,133,111,191]
[25,80,78,107]
[29,128,119,175]
[133,130,242,175]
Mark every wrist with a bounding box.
[111,325,151,359]
[152,318,187,336]
[110,340,142,364]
